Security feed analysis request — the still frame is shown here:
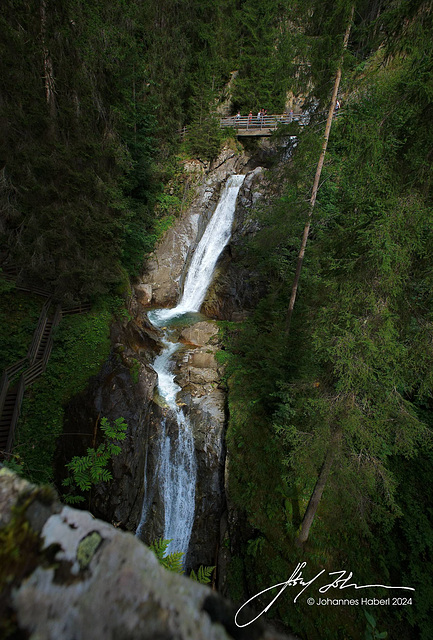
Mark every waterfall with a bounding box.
[137,174,245,560]
[149,174,246,325]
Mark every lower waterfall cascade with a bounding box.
[136,174,246,560]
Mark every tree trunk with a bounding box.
[295,429,342,547]
[285,5,354,335]
[40,0,57,126]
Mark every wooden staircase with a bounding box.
[0,299,91,459]
[0,387,18,450]
[34,317,54,363]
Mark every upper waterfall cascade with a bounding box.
[137,173,245,560]
[149,174,246,326]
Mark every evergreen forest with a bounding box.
[1,1,433,639]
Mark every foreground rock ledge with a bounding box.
[0,469,295,640]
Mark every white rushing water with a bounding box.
[152,337,197,556]
[138,174,245,560]
[149,174,245,326]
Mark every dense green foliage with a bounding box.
[62,416,127,504]
[0,285,42,371]
[221,2,433,639]
[230,0,298,112]
[0,0,238,298]
[0,0,157,299]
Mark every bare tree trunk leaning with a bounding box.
[295,429,342,547]
[291,9,354,547]
[285,6,354,335]
[40,0,57,124]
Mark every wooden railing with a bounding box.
[178,112,310,140]
[13,284,52,298]
[0,372,8,419]
[62,302,92,316]
[220,113,310,132]
[4,357,28,381]
[6,376,25,453]
[28,298,51,364]
[42,305,61,369]
[1,265,52,298]
[23,305,61,387]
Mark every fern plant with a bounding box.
[149,538,215,584]
[190,565,215,584]
[149,539,184,573]
[62,417,127,504]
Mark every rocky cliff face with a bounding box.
[176,321,226,569]
[201,166,267,320]
[0,468,298,640]
[136,146,253,310]
[55,317,160,530]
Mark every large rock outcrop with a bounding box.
[176,321,226,569]
[0,468,298,640]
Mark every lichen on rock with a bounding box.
[77,531,103,570]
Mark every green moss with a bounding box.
[0,482,45,638]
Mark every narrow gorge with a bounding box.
[57,148,265,572]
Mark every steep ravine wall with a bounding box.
[55,316,160,530]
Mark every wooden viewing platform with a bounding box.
[178,110,340,140]
[220,113,309,136]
